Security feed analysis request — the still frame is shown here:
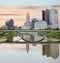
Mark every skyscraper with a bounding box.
[5,19,14,29]
[45,9,50,25]
[25,12,30,26]
[31,18,38,28]
[26,12,30,22]
[22,12,31,30]
[42,10,45,21]
[42,9,50,25]
[49,9,58,25]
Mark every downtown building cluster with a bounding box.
[1,19,20,30]
[42,9,60,29]
[22,12,47,30]
[22,9,60,30]
[1,9,60,30]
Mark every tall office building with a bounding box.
[25,12,30,26]
[45,9,50,25]
[26,12,30,22]
[42,10,45,21]
[22,12,31,30]
[42,9,50,25]
[49,9,58,25]
[5,19,14,29]
[31,18,38,28]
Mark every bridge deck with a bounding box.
[0,30,60,32]
[0,41,60,44]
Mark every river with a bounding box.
[0,36,60,63]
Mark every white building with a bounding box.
[22,25,30,30]
[47,24,60,29]
[49,9,58,25]
[58,24,60,29]
[47,24,59,29]
[22,12,31,30]
[34,21,47,30]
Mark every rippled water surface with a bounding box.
[0,43,60,63]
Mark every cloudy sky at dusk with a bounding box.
[0,0,60,26]
[0,0,60,7]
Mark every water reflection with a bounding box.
[25,43,59,59]
[42,44,59,59]
[26,42,29,53]
[19,32,60,42]
[0,43,59,63]
[20,32,46,42]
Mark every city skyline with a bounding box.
[0,0,60,27]
[0,6,60,27]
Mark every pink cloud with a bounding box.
[0,6,60,26]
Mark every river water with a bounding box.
[0,36,60,63]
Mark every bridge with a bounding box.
[0,30,60,32]
[0,30,60,42]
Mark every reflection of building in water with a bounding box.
[23,35,31,41]
[50,44,59,59]
[26,43,29,53]
[23,35,34,42]
[42,44,59,59]
[43,45,50,57]
[21,33,45,42]
[32,43,37,46]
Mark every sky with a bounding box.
[0,0,60,7]
[0,0,60,26]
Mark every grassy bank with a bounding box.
[38,31,48,36]
[0,32,17,38]
[46,32,60,39]
[38,32,60,39]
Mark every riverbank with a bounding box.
[46,32,60,39]
[0,38,7,42]
[38,32,60,39]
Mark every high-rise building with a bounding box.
[32,18,38,24]
[22,12,31,30]
[5,19,14,29]
[25,12,30,26]
[45,9,50,25]
[42,10,45,21]
[42,9,50,25]
[31,18,38,28]
[49,9,58,25]
[26,12,30,22]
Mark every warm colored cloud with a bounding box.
[0,6,60,27]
